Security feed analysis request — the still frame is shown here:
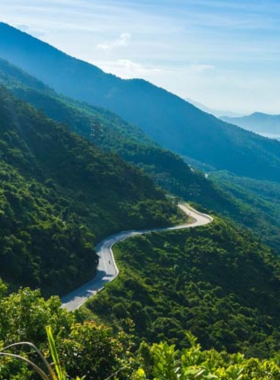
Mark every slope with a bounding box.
[209,171,280,248]
[88,217,280,358]
[0,57,234,211]
[3,57,280,250]
[0,85,179,297]
[185,97,243,118]
[2,23,280,182]
[2,286,280,379]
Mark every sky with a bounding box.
[1,0,280,114]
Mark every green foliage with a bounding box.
[46,326,65,380]
[87,218,280,358]
[5,56,280,256]
[0,286,73,345]
[4,56,280,257]
[0,287,130,380]
[0,57,226,211]
[0,86,179,296]
[2,282,280,379]
[136,335,280,380]
[210,171,280,249]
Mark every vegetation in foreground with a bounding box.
[1,284,280,379]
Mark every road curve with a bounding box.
[61,203,213,311]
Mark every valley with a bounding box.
[0,12,280,380]
[2,23,280,182]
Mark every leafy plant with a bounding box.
[46,326,85,380]
[0,326,84,380]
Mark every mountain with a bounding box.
[185,97,242,118]
[88,217,280,357]
[2,24,280,182]
[221,112,280,135]
[3,57,280,250]
[0,85,180,296]
[0,57,239,212]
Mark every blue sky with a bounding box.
[1,0,280,114]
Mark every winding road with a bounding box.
[61,203,213,312]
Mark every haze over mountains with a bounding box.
[3,54,280,251]
[0,57,224,211]
[185,98,243,118]
[3,13,280,378]
[3,21,280,248]
[221,112,280,137]
[3,23,280,183]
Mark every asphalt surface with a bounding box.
[61,203,213,311]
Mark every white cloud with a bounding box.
[189,63,216,72]
[2,0,280,114]
[96,33,131,51]
[91,59,163,79]
[15,23,46,37]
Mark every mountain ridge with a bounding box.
[3,56,280,250]
[0,56,236,212]
[185,97,243,118]
[221,112,280,134]
[3,23,280,182]
[0,84,180,296]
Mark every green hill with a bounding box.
[0,57,236,211]
[0,85,179,297]
[2,57,280,250]
[209,171,280,249]
[88,217,280,358]
[2,23,280,182]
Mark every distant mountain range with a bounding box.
[3,23,280,182]
[185,98,242,118]
[221,112,280,137]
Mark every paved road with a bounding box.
[61,203,213,311]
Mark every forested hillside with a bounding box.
[0,85,179,296]
[0,58,222,209]
[2,22,280,379]
[88,217,280,358]
[3,23,280,182]
[208,171,280,248]
[3,57,280,251]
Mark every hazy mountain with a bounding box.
[5,58,280,252]
[185,97,242,118]
[221,112,280,136]
[0,57,229,210]
[3,23,280,182]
